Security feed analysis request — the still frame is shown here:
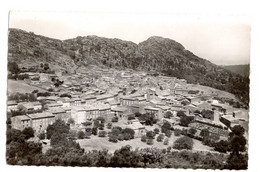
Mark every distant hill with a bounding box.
[222,64,250,77]
[7,28,249,104]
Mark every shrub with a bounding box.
[98,131,107,137]
[38,132,45,140]
[214,140,230,153]
[22,127,34,140]
[112,117,118,122]
[174,129,181,136]
[165,130,172,138]
[154,128,160,134]
[156,134,164,142]
[92,127,98,135]
[161,121,171,134]
[164,111,173,118]
[118,134,125,141]
[173,136,194,150]
[146,131,155,139]
[141,135,147,142]
[147,138,154,145]
[164,138,169,145]
[109,134,118,143]
[77,131,85,139]
[107,122,112,129]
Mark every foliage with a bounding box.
[38,132,45,140]
[138,113,157,126]
[92,127,98,135]
[67,118,75,125]
[161,121,171,134]
[60,93,72,98]
[200,129,210,138]
[46,119,70,139]
[107,122,112,129]
[156,134,164,142]
[37,92,51,97]
[164,111,173,119]
[77,131,85,139]
[8,61,20,74]
[163,138,169,145]
[165,130,172,138]
[214,140,230,153]
[22,127,34,140]
[180,115,193,127]
[174,129,182,136]
[146,131,155,139]
[147,138,154,145]
[141,135,147,142]
[98,131,107,137]
[173,136,194,150]
[153,128,160,134]
[111,116,118,122]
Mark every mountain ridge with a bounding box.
[7,28,249,104]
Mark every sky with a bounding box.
[9,11,251,65]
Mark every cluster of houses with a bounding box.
[8,66,249,139]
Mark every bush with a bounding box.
[164,111,173,118]
[22,127,34,140]
[92,127,98,135]
[146,131,155,139]
[165,130,172,138]
[107,122,112,129]
[109,135,118,143]
[174,129,181,136]
[112,117,118,122]
[141,135,147,142]
[161,121,171,134]
[154,128,160,134]
[156,134,164,142]
[214,140,230,153]
[118,134,125,141]
[173,136,194,150]
[77,131,85,139]
[164,138,169,145]
[147,138,154,145]
[38,132,45,140]
[98,131,107,137]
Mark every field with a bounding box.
[7,79,45,94]
[76,134,213,153]
[188,84,237,100]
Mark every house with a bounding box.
[119,96,137,106]
[27,112,55,134]
[19,101,42,112]
[7,100,18,112]
[111,106,129,118]
[11,115,31,130]
[70,98,81,106]
[123,120,146,138]
[96,94,115,102]
[144,106,162,119]
[49,107,71,122]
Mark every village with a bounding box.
[7,64,249,153]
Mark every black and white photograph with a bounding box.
[2,1,257,170]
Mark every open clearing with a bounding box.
[7,79,45,94]
[76,134,213,153]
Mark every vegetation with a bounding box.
[173,136,194,150]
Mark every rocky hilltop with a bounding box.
[8,28,249,104]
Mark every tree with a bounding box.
[146,131,155,139]
[161,121,171,134]
[111,116,118,122]
[163,138,169,145]
[141,135,147,142]
[156,134,164,142]
[108,134,118,143]
[188,128,197,136]
[38,132,45,140]
[122,128,135,140]
[146,138,154,145]
[22,127,34,140]
[180,115,193,127]
[165,130,172,138]
[164,111,173,119]
[92,127,98,135]
[98,131,107,137]
[200,129,210,138]
[8,61,20,74]
[46,119,70,139]
[173,136,194,150]
[214,140,230,153]
[77,131,85,139]
[107,122,112,129]
[67,118,75,126]
[153,128,160,134]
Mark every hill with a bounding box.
[222,64,250,77]
[7,28,249,104]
